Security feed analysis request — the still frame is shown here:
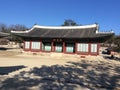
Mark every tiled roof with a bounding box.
[11,24,114,39]
[0,32,10,38]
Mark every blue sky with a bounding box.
[0,0,119,34]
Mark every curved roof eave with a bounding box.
[11,24,98,33]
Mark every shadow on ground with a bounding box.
[0,66,26,75]
[0,47,7,50]
[0,60,120,90]
[103,55,120,62]
[0,47,19,51]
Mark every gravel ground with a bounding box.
[0,50,120,90]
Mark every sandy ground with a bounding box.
[0,49,120,90]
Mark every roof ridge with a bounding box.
[33,24,97,30]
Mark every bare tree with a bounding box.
[0,23,8,32]
[9,24,28,31]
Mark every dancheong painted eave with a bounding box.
[11,24,114,39]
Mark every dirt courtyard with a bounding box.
[0,50,120,90]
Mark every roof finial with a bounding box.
[95,22,99,31]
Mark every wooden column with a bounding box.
[75,42,77,54]
[88,43,91,55]
[30,41,32,51]
[63,42,65,53]
[23,41,25,51]
[51,41,54,52]
[97,43,100,55]
[40,40,42,52]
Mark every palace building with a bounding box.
[11,24,114,56]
